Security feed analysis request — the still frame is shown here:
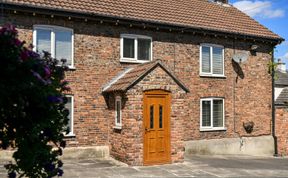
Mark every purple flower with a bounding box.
[20,50,29,61]
[31,70,43,81]
[14,39,22,47]
[0,24,17,37]
[8,171,16,178]
[48,96,63,103]
[58,160,64,167]
[44,163,55,172]
[44,79,52,85]
[28,50,40,59]
[57,168,64,176]
[31,70,51,85]
[44,66,51,79]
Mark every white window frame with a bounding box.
[33,25,75,69]
[200,98,226,131]
[65,95,75,136]
[114,96,122,129]
[199,43,225,77]
[120,34,152,63]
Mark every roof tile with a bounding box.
[4,0,283,40]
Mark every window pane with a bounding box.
[201,46,211,73]
[123,38,135,58]
[116,100,121,124]
[65,96,72,134]
[36,29,51,54]
[213,100,223,127]
[138,39,151,61]
[55,30,72,66]
[202,100,211,127]
[150,105,154,129]
[159,105,163,128]
[213,47,223,75]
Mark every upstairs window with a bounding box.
[200,44,224,77]
[200,98,225,131]
[33,25,74,68]
[64,95,74,136]
[115,96,122,129]
[120,34,152,63]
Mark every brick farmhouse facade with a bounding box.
[1,0,285,165]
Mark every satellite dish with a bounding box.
[232,52,248,63]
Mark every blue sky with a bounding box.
[230,0,288,62]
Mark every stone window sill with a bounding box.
[113,126,122,130]
[120,59,151,64]
[200,74,226,79]
[64,133,76,138]
[200,128,227,132]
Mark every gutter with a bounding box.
[2,2,284,44]
[271,49,278,156]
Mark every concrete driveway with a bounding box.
[1,155,288,177]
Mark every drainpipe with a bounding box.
[271,48,278,156]
[232,39,244,149]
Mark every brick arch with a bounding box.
[143,88,172,93]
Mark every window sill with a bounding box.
[120,59,151,64]
[200,128,227,132]
[200,74,226,79]
[64,133,76,138]
[113,126,122,130]
[67,66,76,70]
[57,65,76,71]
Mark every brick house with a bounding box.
[1,0,284,165]
[275,60,288,156]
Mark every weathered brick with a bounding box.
[3,12,274,165]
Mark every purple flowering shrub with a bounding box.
[0,24,69,178]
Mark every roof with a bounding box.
[275,88,288,106]
[3,0,283,41]
[275,70,288,86]
[102,60,189,93]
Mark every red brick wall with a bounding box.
[276,108,288,156]
[3,12,274,163]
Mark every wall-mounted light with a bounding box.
[251,44,259,51]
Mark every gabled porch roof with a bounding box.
[102,60,189,93]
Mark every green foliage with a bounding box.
[0,24,69,177]
[268,60,278,76]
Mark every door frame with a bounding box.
[143,90,171,165]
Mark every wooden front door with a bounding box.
[143,90,171,165]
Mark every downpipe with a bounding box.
[271,49,278,156]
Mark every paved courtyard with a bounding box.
[1,155,288,177]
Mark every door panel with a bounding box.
[143,91,171,165]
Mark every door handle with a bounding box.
[145,128,150,132]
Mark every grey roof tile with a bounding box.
[275,88,288,106]
[275,71,288,86]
